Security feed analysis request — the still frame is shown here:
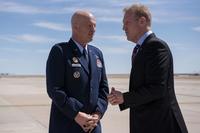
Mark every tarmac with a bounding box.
[0,75,200,133]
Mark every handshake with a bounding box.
[75,112,100,133]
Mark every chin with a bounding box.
[127,37,135,43]
[86,38,92,43]
[89,37,93,41]
[126,36,131,41]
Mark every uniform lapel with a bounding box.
[88,46,98,107]
[88,46,97,79]
[78,55,89,74]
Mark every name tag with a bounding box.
[72,63,81,67]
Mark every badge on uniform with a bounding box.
[73,71,80,78]
[72,63,81,67]
[96,58,102,68]
[72,57,81,67]
[72,57,78,63]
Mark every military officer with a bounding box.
[46,10,109,133]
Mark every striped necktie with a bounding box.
[132,44,140,62]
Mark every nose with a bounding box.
[93,27,96,33]
[123,24,125,31]
[91,25,96,33]
[93,25,96,32]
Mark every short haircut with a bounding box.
[123,3,151,26]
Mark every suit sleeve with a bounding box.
[95,51,109,118]
[120,41,170,110]
[46,45,83,120]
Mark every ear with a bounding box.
[139,16,146,25]
[73,24,79,32]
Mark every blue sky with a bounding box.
[0,0,200,75]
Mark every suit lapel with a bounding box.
[130,33,157,91]
[132,46,143,66]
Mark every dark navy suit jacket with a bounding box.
[46,39,109,133]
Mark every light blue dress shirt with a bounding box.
[137,30,153,46]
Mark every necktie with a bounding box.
[132,44,140,62]
[83,48,89,64]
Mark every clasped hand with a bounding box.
[75,112,100,132]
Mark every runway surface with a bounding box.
[0,75,199,133]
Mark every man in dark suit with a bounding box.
[46,10,109,133]
[108,4,188,133]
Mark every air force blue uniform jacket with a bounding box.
[46,39,109,133]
